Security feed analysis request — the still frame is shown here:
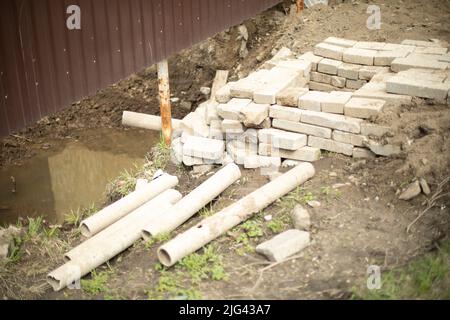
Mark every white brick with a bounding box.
[181,112,209,138]
[374,50,410,66]
[338,63,361,80]
[318,58,343,75]
[183,155,205,166]
[221,119,244,134]
[227,140,258,165]
[264,47,294,68]
[298,51,323,71]
[367,141,401,157]
[241,102,269,127]
[438,53,450,63]
[301,110,362,134]
[354,41,386,51]
[256,230,310,262]
[259,144,321,162]
[209,120,224,140]
[299,91,329,111]
[215,81,236,103]
[386,77,450,100]
[277,59,312,77]
[183,136,225,160]
[230,69,269,99]
[397,68,447,83]
[343,48,376,65]
[205,101,220,124]
[258,128,307,150]
[324,37,357,48]
[244,155,281,169]
[344,98,385,119]
[310,71,332,84]
[401,39,443,47]
[331,76,346,88]
[414,47,448,55]
[353,147,376,158]
[359,66,389,80]
[383,43,416,52]
[308,136,354,156]
[321,91,353,114]
[314,43,345,60]
[276,87,308,107]
[332,130,367,147]
[391,55,449,72]
[269,105,303,122]
[170,137,183,165]
[253,67,302,104]
[308,81,335,92]
[272,118,332,139]
[346,79,367,90]
[217,98,251,120]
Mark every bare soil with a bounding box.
[1,0,449,300]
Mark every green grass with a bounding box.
[81,270,111,295]
[352,241,450,300]
[145,232,171,248]
[64,204,97,227]
[27,216,43,238]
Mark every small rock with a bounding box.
[399,181,421,200]
[200,87,211,96]
[180,101,193,111]
[0,226,22,262]
[264,215,273,222]
[292,205,311,231]
[192,164,214,176]
[421,158,429,166]
[282,160,302,168]
[307,200,321,208]
[256,230,310,262]
[170,97,180,103]
[419,178,431,195]
[329,172,337,177]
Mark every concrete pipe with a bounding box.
[47,189,182,291]
[141,163,241,240]
[122,111,181,131]
[157,163,315,267]
[80,173,178,237]
[65,187,180,261]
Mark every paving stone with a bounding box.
[332,130,367,147]
[308,81,336,92]
[297,51,323,71]
[258,128,307,151]
[338,63,361,80]
[256,229,310,262]
[241,102,270,127]
[276,87,309,107]
[343,48,376,65]
[310,71,332,84]
[346,79,367,90]
[244,155,281,169]
[299,91,329,111]
[269,105,303,122]
[323,37,357,48]
[344,98,385,119]
[396,68,447,83]
[272,118,332,139]
[386,76,450,100]
[301,110,362,134]
[353,147,376,158]
[308,136,354,156]
[314,42,346,60]
[217,98,252,120]
[331,76,346,88]
[183,136,225,160]
[321,91,353,114]
[318,58,343,75]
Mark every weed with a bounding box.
[81,270,111,295]
[64,204,97,227]
[267,219,285,233]
[7,235,23,264]
[199,204,215,218]
[145,232,171,248]
[27,216,43,238]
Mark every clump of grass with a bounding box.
[27,216,43,238]
[352,241,450,300]
[277,187,316,210]
[81,270,111,295]
[146,272,202,300]
[64,203,97,227]
[233,218,264,255]
[152,133,171,170]
[145,232,171,248]
[7,235,24,264]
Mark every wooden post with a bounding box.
[157,60,172,146]
[296,0,304,14]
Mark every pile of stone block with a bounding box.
[172,37,449,171]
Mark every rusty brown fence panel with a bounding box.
[0,0,282,137]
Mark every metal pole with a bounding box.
[157,60,172,146]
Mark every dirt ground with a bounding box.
[1,0,449,300]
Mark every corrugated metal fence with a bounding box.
[0,0,282,137]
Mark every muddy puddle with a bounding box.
[0,128,158,226]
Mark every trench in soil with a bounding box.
[0,128,158,226]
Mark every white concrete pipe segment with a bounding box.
[65,188,181,261]
[80,173,178,237]
[157,163,315,267]
[122,111,182,131]
[141,163,241,240]
[47,189,182,291]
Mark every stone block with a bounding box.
[273,118,332,139]
[308,136,354,156]
[344,98,385,119]
[258,128,307,150]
